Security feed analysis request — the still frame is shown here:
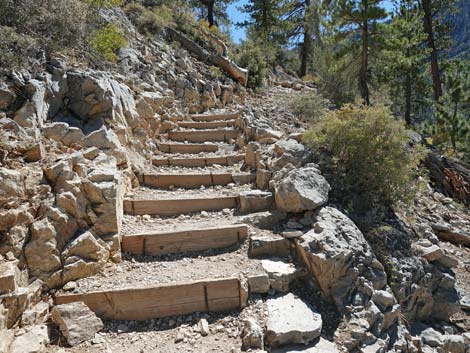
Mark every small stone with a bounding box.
[198,319,210,336]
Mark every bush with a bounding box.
[89,24,127,62]
[290,90,329,122]
[235,41,269,88]
[304,104,425,212]
[125,3,175,35]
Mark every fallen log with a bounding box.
[425,150,470,205]
[166,28,248,86]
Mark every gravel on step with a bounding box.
[126,184,254,200]
[68,241,262,294]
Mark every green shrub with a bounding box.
[235,41,268,88]
[125,3,174,35]
[89,24,127,62]
[304,104,425,212]
[290,91,329,122]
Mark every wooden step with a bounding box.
[169,129,240,143]
[138,172,255,188]
[122,224,249,256]
[55,277,245,321]
[178,120,237,129]
[190,112,240,122]
[158,143,218,154]
[124,196,239,215]
[152,154,245,167]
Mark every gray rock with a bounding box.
[274,167,330,213]
[241,318,264,349]
[248,273,270,294]
[266,293,322,348]
[52,302,104,346]
[240,210,287,230]
[274,139,305,157]
[239,190,274,214]
[8,324,49,353]
[371,290,396,311]
[250,234,290,258]
[262,260,298,292]
[420,327,444,347]
[443,335,465,353]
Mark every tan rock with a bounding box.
[9,324,49,353]
[0,260,20,294]
[51,302,103,347]
[24,219,61,279]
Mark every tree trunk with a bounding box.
[359,18,370,105]
[421,0,442,101]
[207,0,215,27]
[404,70,412,125]
[425,150,470,205]
[299,0,312,77]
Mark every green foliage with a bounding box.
[235,40,269,88]
[424,60,470,160]
[89,24,127,62]
[290,90,329,122]
[125,3,174,34]
[378,0,430,124]
[304,104,425,212]
[85,0,123,8]
[311,41,358,106]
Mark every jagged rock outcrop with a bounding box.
[296,207,407,351]
[367,226,460,322]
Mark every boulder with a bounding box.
[266,293,322,348]
[8,324,49,353]
[51,302,103,347]
[297,207,387,308]
[274,139,305,157]
[85,127,127,165]
[67,72,139,128]
[274,167,330,213]
[62,231,109,262]
[277,338,340,353]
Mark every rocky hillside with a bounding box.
[0,5,469,353]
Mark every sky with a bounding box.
[227,0,395,44]
[227,0,249,44]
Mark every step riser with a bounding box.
[169,130,240,143]
[152,155,245,167]
[158,143,218,154]
[190,112,240,122]
[55,278,244,321]
[138,173,255,189]
[124,197,238,215]
[122,225,248,256]
[178,120,236,129]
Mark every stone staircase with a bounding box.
[54,110,327,352]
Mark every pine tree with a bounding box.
[332,0,387,104]
[381,0,429,124]
[239,0,284,43]
[435,60,470,155]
